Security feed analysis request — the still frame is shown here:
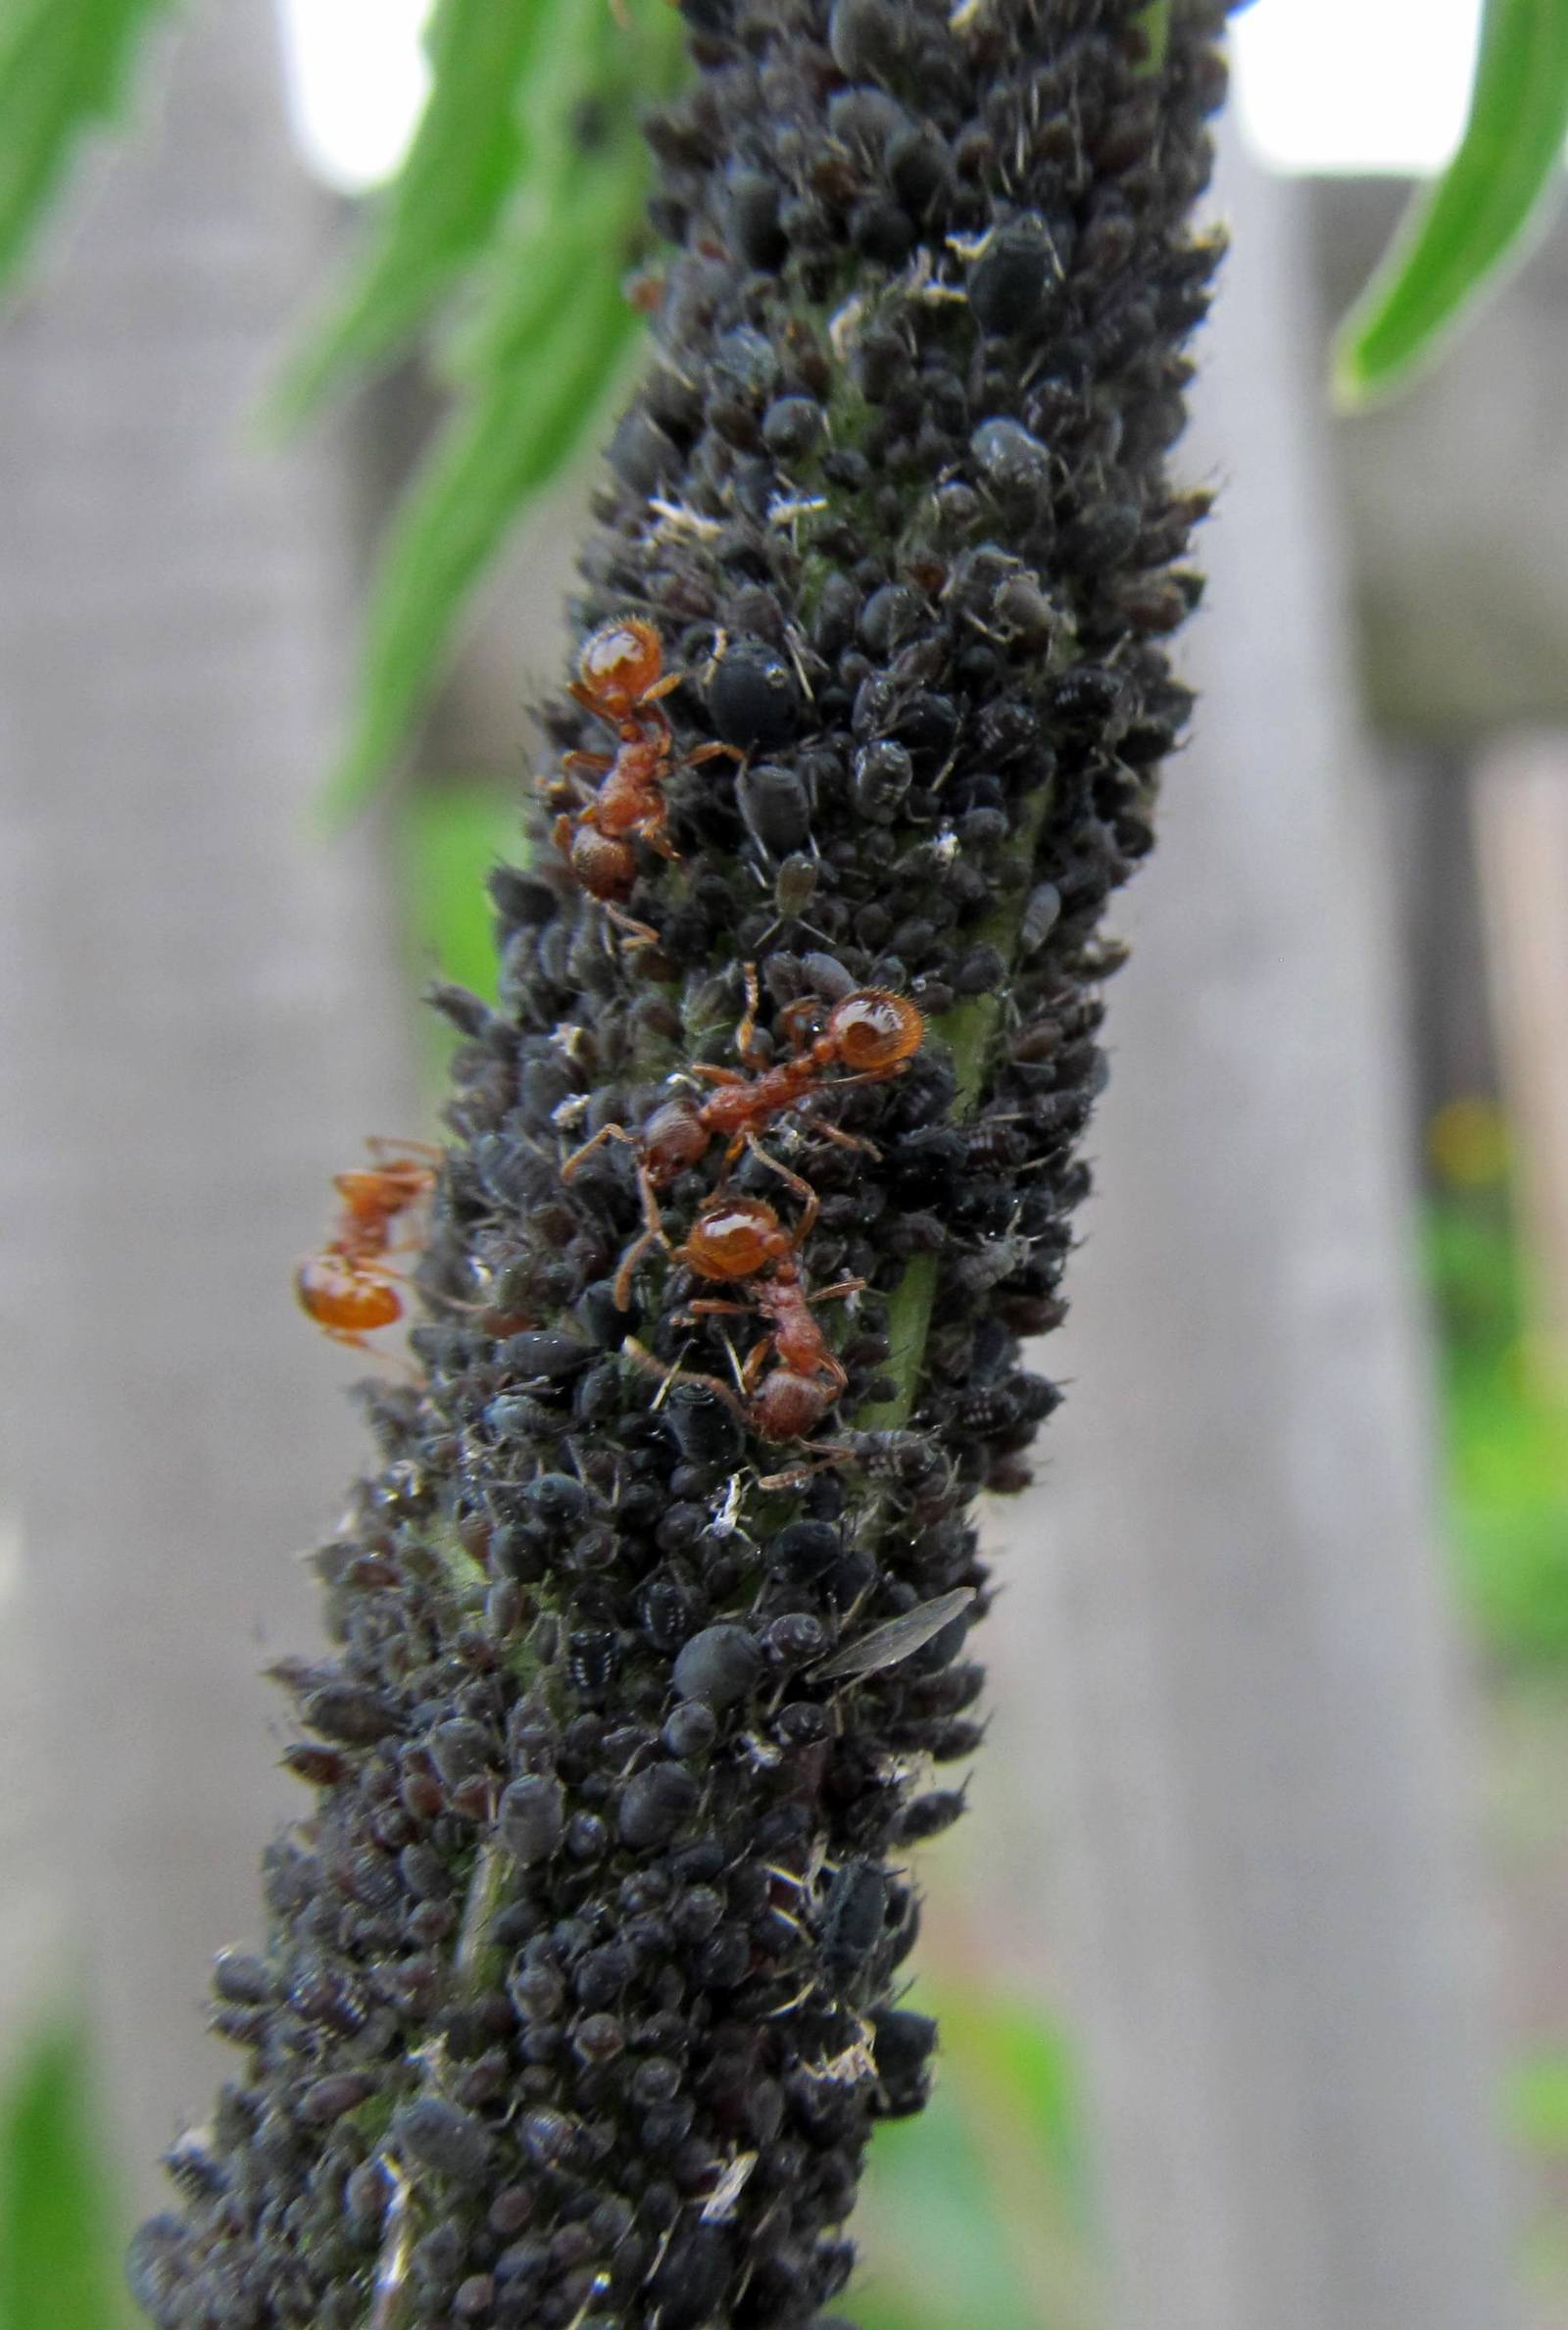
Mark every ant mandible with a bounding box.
[562,968,924,1243]
[547,617,739,908]
[295,1139,438,1357]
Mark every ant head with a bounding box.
[754,1369,833,1441]
[643,1100,709,1184]
[677,1197,787,1282]
[827,990,925,1072]
[578,618,664,719]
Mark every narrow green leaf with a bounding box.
[320,233,639,823]
[0,2019,132,2330]
[270,0,555,426]
[0,0,176,290]
[400,781,523,1000]
[1334,0,1568,406]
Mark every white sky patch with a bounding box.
[274,0,435,192]
[275,0,1494,193]
[1231,0,1485,176]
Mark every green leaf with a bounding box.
[270,0,555,426]
[320,210,641,823]
[0,0,175,290]
[317,0,689,818]
[0,2019,132,2330]
[400,780,525,1011]
[1334,0,1568,406]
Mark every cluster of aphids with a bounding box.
[137,0,1230,2324]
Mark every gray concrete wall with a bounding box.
[0,0,416,2207]
[980,142,1520,2330]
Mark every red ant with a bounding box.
[563,971,925,1295]
[628,1183,865,1442]
[547,617,738,911]
[295,1140,438,1357]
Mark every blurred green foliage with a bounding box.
[318,0,685,821]
[0,2021,132,2330]
[397,778,521,1079]
[0,0,175,287]
[852,1988,1098,2330]
[1334,0,1568,406]
[1426,1187,1568,1667]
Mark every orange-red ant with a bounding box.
[295,1140,437,1357]
[547,617,738,911]
[562,972,925,1284]
[660,1188,867,1441]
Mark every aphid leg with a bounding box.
[561,1120,638,1182]
[612,1165,672,1311]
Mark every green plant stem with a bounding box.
[1132,1,1172,77]
[855,780,1054,1433]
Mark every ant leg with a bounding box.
[621,1337,748,1424]
[678,1299,754,1320]
[757,1446,850,1492]
[366,1137,441,1165]
[561,750,614,779]
[603,901,662,950]
[612,1164,671,1311]
[630,804,682,866]
[680,740,745,768]
[776,998,828,1056]
[815,1120,880,1157]
[323,1328,423,1382]
[735,962,765,1067]
[690,1064,747,1088]
[739,1335,775,1395]
[565,683,620,732]
[561,1121,637,1182]
[640,669,684,706]
[741,1134,819,1241]
[812,1277,867,1305]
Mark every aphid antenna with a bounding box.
[367,2154,414,2330]
[780,623,816,699]
[640,2223,676,2294]
[564,2270,613,2330]
[760,1978,815,2021]
[647,496,723,541]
